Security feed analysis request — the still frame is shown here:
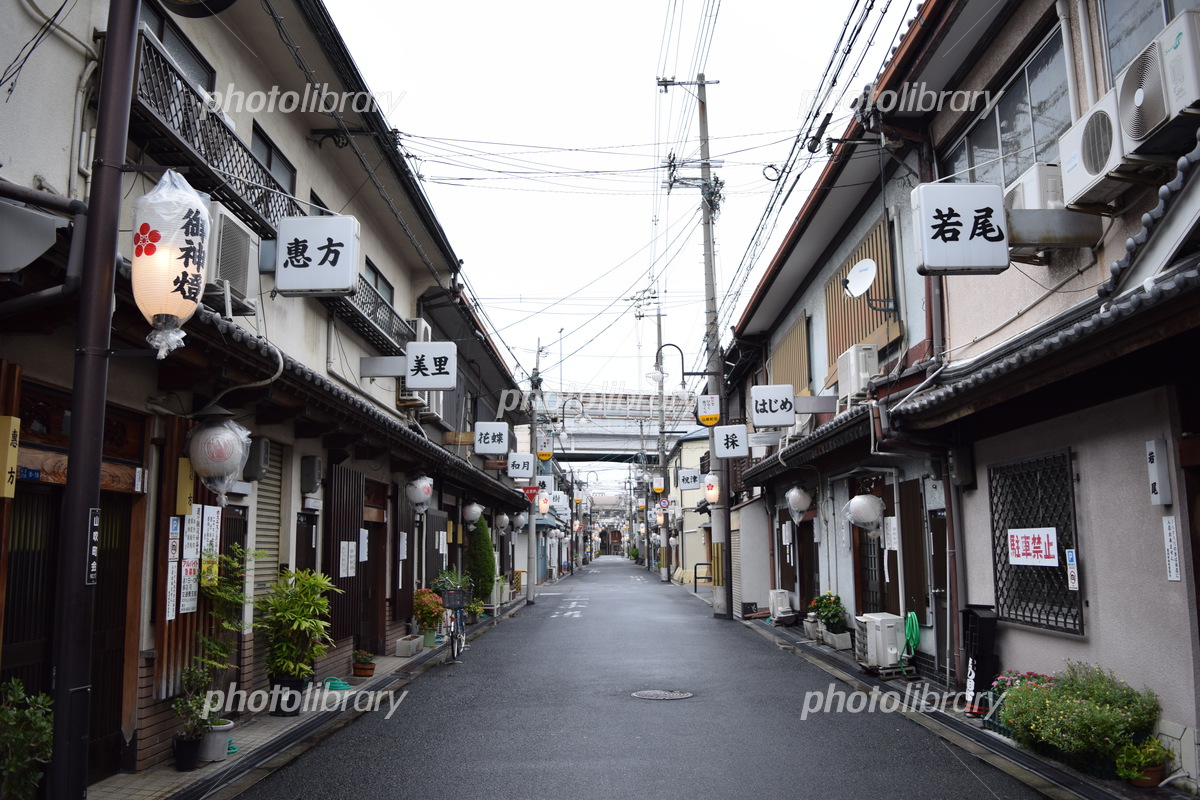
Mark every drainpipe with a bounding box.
[1075,0,1098,105]
[1055,0,1082,121]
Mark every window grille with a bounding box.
[988,449,1083,634]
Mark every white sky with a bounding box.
[325,2,914,490]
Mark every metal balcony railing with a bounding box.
[319,276,416,356]
[130,31,304,237]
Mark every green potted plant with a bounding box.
[255,568,341,716]
[413,588,445,647]
[809,592,850,649]
[0,678,52,799]
[1116,737,1172,786]
[465,597,485,624]
[170,665,210,771]
[352,649,376,677]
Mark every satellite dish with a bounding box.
[843,258,877,298]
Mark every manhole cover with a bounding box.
[631,689,693,701]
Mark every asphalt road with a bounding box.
[234,555,1046,800]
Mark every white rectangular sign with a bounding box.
[507,452,534,479]
[1007,527,1059,566]
[714,424,749,458]
[912,183,1009,275]
[1164,516,1181,581]
[405,341,457,390]
[359,528,369,562]
[275,215,360,295]
[679,469,701,491]
[475,422,509,454]
[750,384,796,428]
[1146,439,1172,505]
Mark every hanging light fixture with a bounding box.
[703,473,720,504]
[406,476,433,516]
[131,170,210,359]
[496,512,510,530]
[537,492,550,514]
[785,485,812,524]
[655,510,665,525]
[463,502,483,524]
[513,511,528,529]
[186,407,250,507]
[669,535,678,547]
[844,494,886,530]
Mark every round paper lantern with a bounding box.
[513,512,528,528]
[186,417,250,507]
[131,170,210,358]
[495,513,510,530]
[669,536,678,547]
[703,473,720,504]
[406,476,433,516]
[786,486,812,513]
[463,502,483,523]
[846,494,886,530]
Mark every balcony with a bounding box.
[129,31,304,238]
[319,276,416,356]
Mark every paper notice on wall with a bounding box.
[165,557,178,622]
[359,528,369,562]
[398,532,407,561]
[1164,517,1181,582]
[201,505,221,585]
[339,541,356,578]
[182,506,201,560]
[179,557,199,614]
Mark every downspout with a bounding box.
[1055,0,1082,120]
[1075,0,1098,105]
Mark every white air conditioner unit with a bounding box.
[837,344,878,404]
[1118,10,1200,157]
[204,202,259,315]
[1003,162,1062,210]
[860,612,903,668]
[1061,89,1129,208]
[768,589,792,618]
[782,413,815,443]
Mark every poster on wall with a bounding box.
[200,505,221,585]
[339,541,356,578]
[165,554,178,622]
[179,507,202,613]
[359,528,369,562]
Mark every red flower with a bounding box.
[134,222,161,258]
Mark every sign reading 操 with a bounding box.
[714,424,749,458]
[912,183,1009,275]
[1007,527,1058,566]
[274,215,360,296]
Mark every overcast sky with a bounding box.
[324,1,914,490]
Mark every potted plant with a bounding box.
[413,588,445,647]
[255,568,341,716]
[0,678,52,799]
[465,597,486,625]
[171,665,210,771]
[352,649,376,677]
[810,592,851,649]
[1116,737,1172,787]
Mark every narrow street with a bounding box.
[234,556,1046,800]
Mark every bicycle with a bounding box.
[438,582,472,662]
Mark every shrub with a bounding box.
[998,661,1160,761]
[413,588,445,631]
[0,678,52,800]
[809,592,848,633]
[1115,736,1172,781]
[466,516,496,601]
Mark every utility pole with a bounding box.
[655,304,670,583]
[658,72,729,618]
[526,343,543,605]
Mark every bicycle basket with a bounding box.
[440,588,469,609]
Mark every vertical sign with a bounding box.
[1065,548,1079,591]
[166,516,181,621]
[359,528,369,562]
[696,395,720,427]
[200,505,221,586]
[1164,516,1181,581]
[179,506,201,613]
[1146,439,1172,506]
[0,415,19,499]
[176,458,195,515]
[536,435,553,461]
[85,507,101,585]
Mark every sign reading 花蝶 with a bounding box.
[1007,527,1058,566]
[474,422,509,454]
[912,183,1009,275]
[274,215,360,295]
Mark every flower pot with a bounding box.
[422,628,437,647]
[802,619,820,640]
[199,719,234,762]
[173,734,203,771]
[1129,763,1164,787]
[825,630,852,650]
[395,635,423,657]
[352,663,375,677]
[268,675,308,717]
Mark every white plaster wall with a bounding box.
[962,388,1198,731]
[736,498,771,613]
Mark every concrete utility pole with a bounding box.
[526,344,543,605]
[658,72,728,617]
[655,304,670,582]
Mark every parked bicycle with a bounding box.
[436,581,473,661]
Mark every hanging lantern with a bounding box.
[513,511,528,528]
[845,494,886,531]
[669,535,678,547]
[406,476,433,516]
[703,473,720,504]
[186,411,249,508]
[463,502,483,524]
[786,485,812,513]
[537,492,550,514]
[496,512,510,530]
[655,510,665,525]
[131,170,210,359]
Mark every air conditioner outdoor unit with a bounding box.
[204,202,259,316]
[860,612,903,668]
[1003,162,1062,210]
[768,589,792,618]
[837,344,878,404]
[1118,10,1200,157]
[1061,89,1130,208]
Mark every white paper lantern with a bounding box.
[131,170,210,358]
[406,476,433,516]
[463,502,483,523]
[703,473,720,504]
[513,511,528,528]
[186,417,249,507]
[669,536,678,547]
[845,494,886,530]
[537,492,550,514]
[495,512,510,530]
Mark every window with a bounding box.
[364,258,394,305]
[139,1,214,92]
[939,29,1070,188]
[988,449,1083,635]
[1101,0,1200,80]
[250,124,296,195]
[770,313,812,395]
[309,190,333,217]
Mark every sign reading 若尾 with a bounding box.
[1006,527,1059,566]
[912,183,1009,275]
[274,215,359,296]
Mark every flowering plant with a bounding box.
[809,592,848,634]
[1115,736,1172,780]
[465,598,486,617]
[352,649,375,665]
[413,588,445,631]
[991,669,1054,694]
